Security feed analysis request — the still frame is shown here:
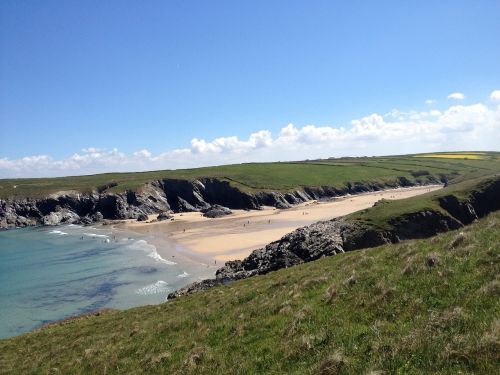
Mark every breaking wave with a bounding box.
[133,240,176,265]
[135,280,170,295]
[83,233,109,238]
[49,230,68,236]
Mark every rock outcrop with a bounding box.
[157,211,173,221]
[136,213,149,222]
[212,218,395,283]
[202,205,232,218]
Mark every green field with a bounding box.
[1,151,499,199]
[1,211,498,374]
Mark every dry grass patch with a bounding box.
[479,319,500,356]
[324,284,338,304]
[344,273,357,287]
[183,346,209,369]
[479,278,500,297]
[317,350,347,375]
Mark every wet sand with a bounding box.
[119,185,442,262]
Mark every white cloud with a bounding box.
[425,99,435,105]
[448,92,465,100]
[490,90,500,102]
[133,149,152,159]
[190,130,272,155]
[1,94,499,178]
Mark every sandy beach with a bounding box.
[120,185,442,263]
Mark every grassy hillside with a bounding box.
[1,212,498,374]
[0,151,499,199]
[347,173,499,230]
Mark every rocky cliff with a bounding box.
[168,175,500,299]
[0,175,441,229]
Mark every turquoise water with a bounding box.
[0,224,214,339]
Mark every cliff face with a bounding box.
[168,176,500,298]
[0,176,440,229]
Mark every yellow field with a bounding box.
[414,153,486,160]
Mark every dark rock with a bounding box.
[175,197,197,212]
[202,205,232,218]
[157,211,173,221]
[216,219,348,281]
[397,176,413,187]
[167,279,222,299]
[156,179,209,212]
[80,216,93,225]
[389,209,462,239]
[469,177,500,217]
[275,201,291,209]
[197,178,259,209]
[137,213,148,222]
[438,195,477,225]
[91,211,104,222]
[283,193,301,205]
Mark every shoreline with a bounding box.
[118,184,443,263]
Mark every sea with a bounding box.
[0,224,215,339]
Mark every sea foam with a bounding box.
[134,240,176,265]
[83,232,109,238]
[49,230,68,236]
[135,280,170,295]
[177,271,190,278]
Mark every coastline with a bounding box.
[0,223,216,339]
[118,184,443,263]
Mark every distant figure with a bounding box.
[183,228,185,233]
[268,219,271,224]
[244,223,246,227]
[247,220,250,224]
[214,260,217,265]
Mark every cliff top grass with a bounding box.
[0,151,499,199]
[1,211,498,374]
[347,172,500,230]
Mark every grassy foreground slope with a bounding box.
[0,151,499,198]
[1,213,498,374]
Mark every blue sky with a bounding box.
[0,1,499,177]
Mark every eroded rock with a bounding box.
[202,205,232,218]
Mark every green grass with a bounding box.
[0,151,499,199]
[347,173,499,230]
[1,212,498,374]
